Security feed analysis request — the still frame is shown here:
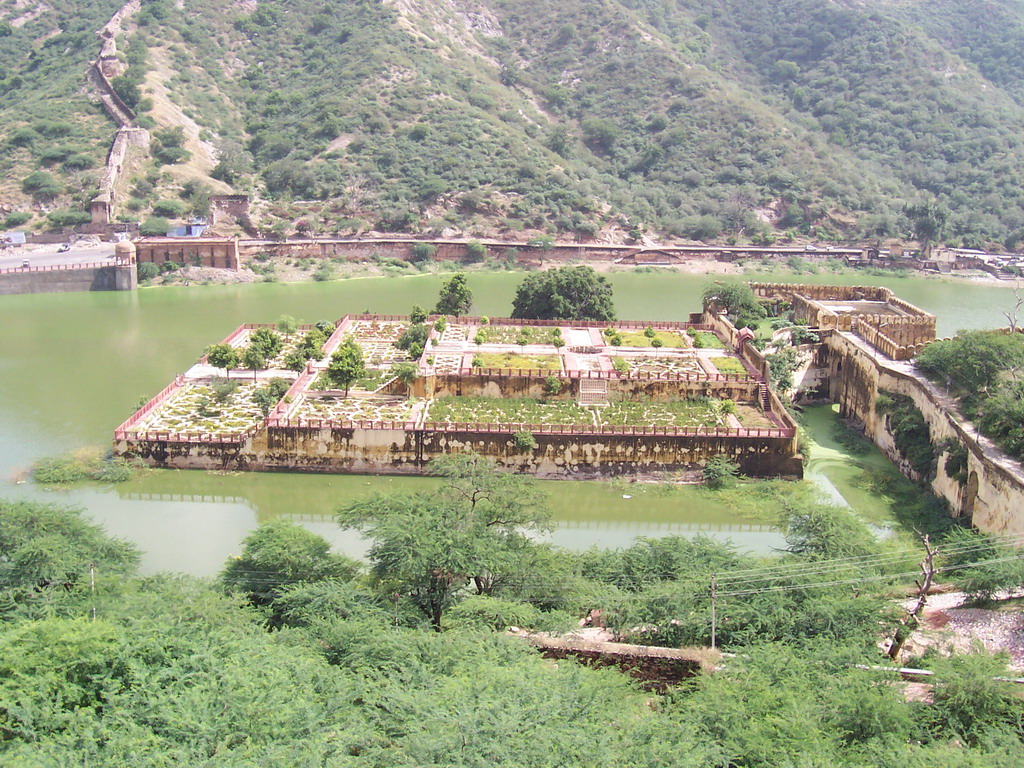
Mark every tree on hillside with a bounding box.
[904,199,949,257]
[511,266,615,321]
[434,273,472,316]
[325,337,366,395]
[337,453,551,629]
[205,343,239,375]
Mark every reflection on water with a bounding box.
[1,271,1011,575]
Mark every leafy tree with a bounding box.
[136,261,159,281]
[411,242,437,262]
[325,337,365,395]
[249,328,283,359]
[905,198,949,256]
[221,520,358,610]
[240,344,267,380]
[435,273,472,316]
[205,343,238,374]
[140,217,170,236]
[21,170,62,201]
[409,304,428,324]
[0,500,139,608]
[252,377,290,417]
[276,314,300,335]
[511,266,615,321]
[702,281,766,328]
[396,323,430,359]
[703,456,739,489]
[389,361,419,396]
[338,453,551,629]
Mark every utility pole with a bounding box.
[888,535,937,660]
[710,573,718,650]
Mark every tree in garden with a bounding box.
[396,323,430,359]
[205,343,238,375]
[221,520,359,612]
[702,281,766,328]
[252,377,290,417]
[389,361,419,397]
[276,315,300,335]
[337,453,551,629]
[241,344,268,381]
[325,337,366,395]
[434,273,472,316]
[410,305,428,324]
[511,266,615,321]
[249,328,283,361]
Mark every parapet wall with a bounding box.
[116,422,802,479]
[136,237,240,269]
[825,332,1024,536]
[0,264,135,295]
[750,282,894,303]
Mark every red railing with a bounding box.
[0,261,114,275]
[114,422,262,444]
[456,367,760,383]
[112,377,183,435]
[344,312,713,332]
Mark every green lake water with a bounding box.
[0,269,1017,574]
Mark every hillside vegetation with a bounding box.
[6,0,1024,248]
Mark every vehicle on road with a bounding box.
[58,244,71,253]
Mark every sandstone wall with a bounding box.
[825,333,1024,536]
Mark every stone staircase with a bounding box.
[578,378,609,406]
[758,382,771,412]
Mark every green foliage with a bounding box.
[434,272,473,316]
[205,342,239,372]
[411,242,437,262]
[253,377,290,417]
[249,327,283,360]
[876,390,936,477]
[325,336,366,393]
[513,430,539,451]
[512,266,615,321]
[152,198,186,218]
[916,331,1024,461]
[3,211,32,228]
[275,314,300,335]
[338,453,551,629]
[703,455,739,488]
[21,170,62,201]
[396,322,430,360]
[140,217,170,236]
[221,520,359,609]
[131,259,158,281]
[0,500,138,603]
[703,281,766,328]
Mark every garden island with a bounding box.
[113,297,801,479]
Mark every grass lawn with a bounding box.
[711,357,749,375]
[597,398,736,428]
[689,331,726,349]
[613,330,689,348]
[426,397,591,425]
[475,352,562,370]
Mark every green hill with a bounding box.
[5,0,1024,248]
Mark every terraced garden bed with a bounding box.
[611,330,690,348]
[293,395,418,422]
[710,357,749,375]
[689,331,726,349]
[474,352,562,370]
[310,368,392,392]
[597,398,739,429]
[471,325,545,345]
[357,340,413,367]
[350,320,408,341]
[138,382,262,435]
[612,356,704,375]
[426,397,593,425]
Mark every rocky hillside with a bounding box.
[4,0,1024,247]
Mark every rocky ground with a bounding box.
[902,590,1024,671]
